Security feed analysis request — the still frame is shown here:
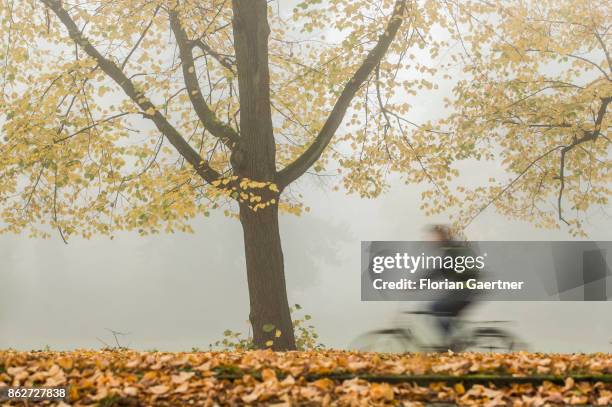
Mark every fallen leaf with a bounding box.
[171,371,194,384]
[370,383,394,401]
[149,384,169,395]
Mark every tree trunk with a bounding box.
[239,201,296,350]
[231,0,296,350]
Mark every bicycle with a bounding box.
[351,310,527,353]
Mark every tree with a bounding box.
[0,0,608,350]
[416,0,611,236]
[0,0,415,350]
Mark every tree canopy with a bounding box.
[430,0,611,236]
[0,0,609,240]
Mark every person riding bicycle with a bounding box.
[425,224,480,349]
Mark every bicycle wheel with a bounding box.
[464,327,525,352]
[350,329,419,353]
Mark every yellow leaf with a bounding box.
[261,368,277,382]
[312,378,334,392]
[454,382,465,395]
[57,357,73,370]
[370,383,394,401]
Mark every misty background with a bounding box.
[1,172,611,352]
[1,1,611,353]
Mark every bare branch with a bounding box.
[194,39,236,74]
[53,112,132,143]
[463,145,564,229]
[120,5,161,70]
[465,96,610,229]
[593,30,612,75]
[556,96,611,224]
[169,10,239,148]
[374,64,444,195]
[40,0,221,184]
[524,48,611,81]
[557,146,570,225]
[276,0,408,188]
[53,167,68,244]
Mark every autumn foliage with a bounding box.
[1,350,612,405]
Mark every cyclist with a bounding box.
[425,224,480,349]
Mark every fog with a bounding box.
[1,171,611,352]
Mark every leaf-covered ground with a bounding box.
[1,350,612,406]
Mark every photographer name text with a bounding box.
[372,278,525,291]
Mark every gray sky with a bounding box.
[1,1,611,353]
